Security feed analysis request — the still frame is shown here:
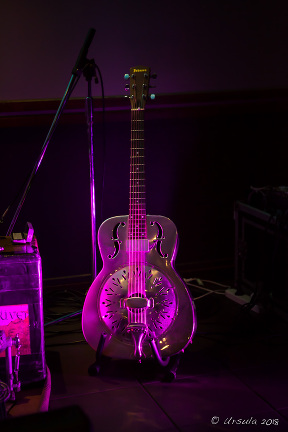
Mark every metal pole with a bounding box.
[86,78,97,280]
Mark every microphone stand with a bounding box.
[83,59,98,281]
[6,72,78,236]
[5,28,98,280]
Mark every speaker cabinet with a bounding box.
[0,236,46,385]
[234,201,288,312]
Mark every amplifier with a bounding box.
[0,236,46,386]
[234,201,288,312]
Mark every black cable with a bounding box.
[0,380,10,403]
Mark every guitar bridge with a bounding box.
[120,296,154,309]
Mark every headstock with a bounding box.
[124,66,156,109]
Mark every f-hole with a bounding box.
[150,221,168,258]
[108,222,126,259]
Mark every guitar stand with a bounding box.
[162,352,183,382]
[88,331,182,381]
[149,335,183,381]
[149,335,170,367]
[88,332,107,376]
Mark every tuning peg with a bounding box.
[125,84,130,91]
[150,94,156,100]
[124,74,130,80]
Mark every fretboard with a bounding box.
[128,108,147,240]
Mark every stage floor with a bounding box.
[5,277,288,431]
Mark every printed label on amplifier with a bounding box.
[0,304,31,357]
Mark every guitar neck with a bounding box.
[129,108,147,240]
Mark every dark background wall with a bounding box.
[1,0,288,99]
[1,1,288,282]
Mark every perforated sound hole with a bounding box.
[99,266,177,342]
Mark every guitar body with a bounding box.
[82,215,196,359]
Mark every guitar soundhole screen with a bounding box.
[99,266,177,342]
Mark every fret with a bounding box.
[129,215,146,218]
[128,224,146,227]
[129,203,147,207]
[128,226,147,230]
[129,189,145,192]
[129,204,146,206]
[129,219,146,222]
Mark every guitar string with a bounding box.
[133,107,136,322]
[135,107,138,324]
[138,107,140,324]
[136,107,138,324]
[131,106,136,324]
[130,103,147,325]
[129,106,133,324]
[140,107,146,325]
[138,107,145,325]
[137,107,141,325]
[137,110,143,323]
[138,109,141,324]
[136,108,139,324]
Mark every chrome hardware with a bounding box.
[127,324,147,361]
[99,264,177,345]
[120,296,154,309]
